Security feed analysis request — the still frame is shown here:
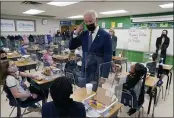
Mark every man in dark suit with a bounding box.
[156,30,170,64]
[69,10,112,90]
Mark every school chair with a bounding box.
[3,84,42,118]
[121,89,144,117]
[30,54,40,71]
[64,69,77,91]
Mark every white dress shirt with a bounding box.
[73,26,99,42]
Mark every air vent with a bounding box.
[33,15,56,18]
[21,1,42,5]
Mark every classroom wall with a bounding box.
[1,15,60,36]
[75,12,173,65]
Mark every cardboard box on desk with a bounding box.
[94,87,112,106]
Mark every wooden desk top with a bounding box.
[71,88,123,117]
[31,71,60,85]
[38,50,46,54]
[162,65,173,71]
[122,72,157,87]
[112,56,127,61]
[52,55,69,60]
[27,48,40,51]
[14,60,37,67]
[145,76,158,87]
[7,53,21,59]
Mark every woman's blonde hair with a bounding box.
[109,28,115,35]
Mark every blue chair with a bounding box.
[3,84,42,118]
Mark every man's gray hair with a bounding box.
[84,10,98,20]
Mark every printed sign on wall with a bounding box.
[111,22,115,28]
[149,23,157,28]
[160,23,168,27]
[117,23,123,28]
[16,20,35,31]
[102,22,105,28]
[1,19,15,31]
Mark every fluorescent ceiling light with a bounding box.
[100,10,128,15]
[47,2,77,6]
[159,3,173,8]
[131,15,173,22]
[67,15,83,19]
[23,9,44,15]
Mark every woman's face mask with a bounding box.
[109,31,114,36]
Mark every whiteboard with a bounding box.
[1,19,15,31]
[150,29,173,56]
[16,20,35,32]
[105,29,151,52]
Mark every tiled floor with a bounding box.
[1,64,173,117]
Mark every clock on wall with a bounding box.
[42,19,48,25]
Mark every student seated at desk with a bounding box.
[1,61,45,108]
[43,46,56,67]
[123,63,147,116]
[65,53,81,84]
[146,53,158,77]
[42,76,86,118]
[65,53,77,71]
[20,41,27,55]
[0,49,7,60]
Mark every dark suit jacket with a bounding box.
[42,101,86,118]
[69,28,112,78]
[156,36,170,54]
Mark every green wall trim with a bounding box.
[75,12,173,65]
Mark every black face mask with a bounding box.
[86,23,96,31]
[0,57,7,60]
[69,60,75,64]
[161,34,167,37]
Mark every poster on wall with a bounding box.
[117,23,123,28]
[111,22,115,28]
[149,23,157,28]
[1,19,15,31]
[102,22,105,28]
[160,23,168,27]
[16,20,35,31]
[140,23,148,28]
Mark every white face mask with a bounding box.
[8,65,18,73]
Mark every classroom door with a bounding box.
[61,26,69,33]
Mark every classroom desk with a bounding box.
[27,48,41,54]
[122,72,158,117]
[157,64,173,101]
[112,56,128,72]
[70,88,123,118]
[52,55,69,63]
[31,71,60,85]
[14,60,37,72]
[7,53,21,61]
[146,76,158,117]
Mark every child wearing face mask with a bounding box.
[65,53,81,84]
[43,46,56,67]
[122,63,147,116]
[65,53,77,71]
[1,61,45,107]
